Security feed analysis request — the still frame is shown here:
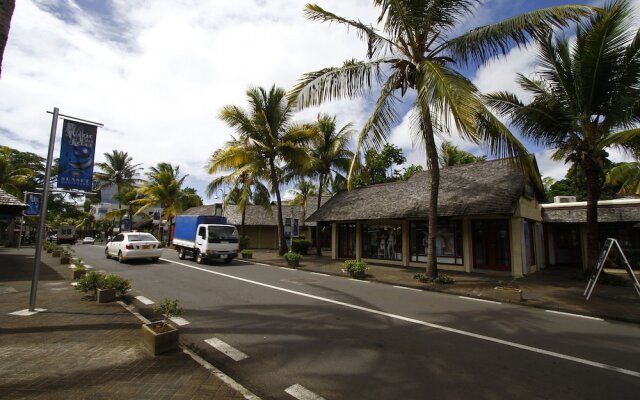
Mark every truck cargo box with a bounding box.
[173,215,227,242]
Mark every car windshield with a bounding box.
[207,226,238,240]
[127,233,157,242]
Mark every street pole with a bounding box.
[17,192,25,250]
[28,107,59,312]
[289,206,294,250]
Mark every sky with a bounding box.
[1,0,638,202]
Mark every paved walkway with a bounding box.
[244,249,640,324]
[0,247,254,400]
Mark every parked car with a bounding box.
[82,236,95,245]
[105,232,162,263]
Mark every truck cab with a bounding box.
[173,219,239,264]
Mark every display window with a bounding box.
[410,220,463,265]
[362,224,402,260]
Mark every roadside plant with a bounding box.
[284,251,301,263]
[101,274,131,296]
[414,273,455,284]
[240,249,253,256]
[291,239,312,255]
[343,259,368,280]
[72,258,86,270]
[153,298,184,326]
[75,271,105,295]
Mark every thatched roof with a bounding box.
[182,196,331,227]
[542,200,640,223]
[307,160,540,222]
[0,189,26,214]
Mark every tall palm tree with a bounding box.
[486,0,640,269]
[134,163,200,240]
[288,179,317,228]
[206,136,272,235]
[220,85,312,255]
[289,0,592,277]
[0,147,33,196]
[306,114,354,255]
[94,150,141,232]
[0,0,15,79]
[606,161,640,196]
[439,141,486,167]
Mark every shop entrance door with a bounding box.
[338,224,356,258]
[472,219,511,271]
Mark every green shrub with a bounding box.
[76,271,105,293]
[73,258,86,270]
[240,249,253,256]
[153,298,184,325]
[239,235,250,250]
[284,251,301,263]
[101,274,131,295]
[291,239,312,255]
[413,273,455,284]
[343,259,368,279]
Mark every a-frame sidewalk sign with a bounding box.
[584,238,640,300]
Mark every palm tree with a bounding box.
[439,141,486,167]
[206,136,272,235]
[0,147,33,196]
[289,1,592,277]
[606,162,640,196]
[219,85,312,255]
[306,114,354,255]
[288,179,317,228]
[486,0,640,269]
[134,163,200,240]
[0,0,15,79]
[94,150,141,232]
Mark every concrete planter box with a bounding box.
[241,253,253,259]
[60,255,71,264]
[52,251,61,258]
[142,322,179,356]
[286,260,299,268]
[494,286,523,302]
[72,269,86,280]
[96,288,117,303]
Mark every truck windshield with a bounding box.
[207,226,238,242]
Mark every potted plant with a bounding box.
[60,247,73,264]
[283,251,301,267]
[96,274,131,303]
[71,258,87,280]
[143,298,183,356]
[51,244,62,258]
[494,278,523,302]
[44,241,53,253]
[75,271,104,300]
[240,249,253,259]
[343,259,369,280]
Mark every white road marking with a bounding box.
[160,258,640,378]
[70,282,78,287]
[348,278,370,283]
[458,296,502,305]
[9,308,47,316]
[285,384,326,400]
[393,285,422,292]
[311,272,330,277]
[545,310,604,321]
[205,337,248,361]
[135,296,155,305]
[170,316,190,326]
[280,267,295,271]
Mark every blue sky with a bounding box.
[0,0,636,201]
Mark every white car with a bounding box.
[82,236,96,245]
[105,232,162,263]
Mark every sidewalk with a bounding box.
[0,247,254,400]
[245,249,640,324]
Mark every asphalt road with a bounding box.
[74,243,640,400]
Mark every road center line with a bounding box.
[160,258,640,378]
[545,310,604,321]
[285,384,326,400]
[205,337,248,361]
[458,296,502,305]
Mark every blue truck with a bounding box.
[172,215,239,264]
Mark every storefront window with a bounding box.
[410,221,463,265]
[362,224,402,260]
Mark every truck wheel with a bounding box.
[178,248,186,260]
[195,251,204,264]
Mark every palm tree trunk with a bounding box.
[0,0,15,79]
[241,206,246,236]
[315,175,324,256]
[421,109,439,278]
[585,165,601,272]
[269,158,288,255]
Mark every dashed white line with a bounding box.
[311,272,330,277]
[458,296,502,305]
[135,296,154,305]
[393,285,422,292]
[348,278,370,283]
[160,258,640,378]
[285,384,326,400]
[545,310,604,321]
[170,316,190,326]
[205,337,249,362]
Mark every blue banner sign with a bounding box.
[57,120,97,191]
[24,193,41,216]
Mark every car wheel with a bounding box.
[105,248,110,259]
[195,251,204,264]
[118,251,126,264]
[178,248,186,260]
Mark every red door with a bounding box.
[472,220,511,271]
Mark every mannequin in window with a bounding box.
[379,235,386,258]
[387,232,396,259]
